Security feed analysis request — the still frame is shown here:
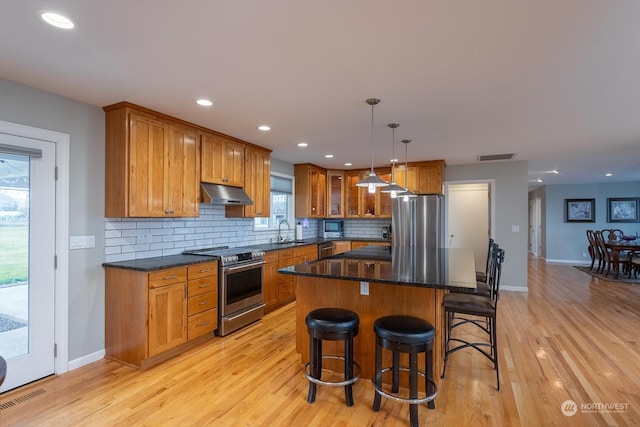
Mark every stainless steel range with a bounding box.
[183,246,265,336]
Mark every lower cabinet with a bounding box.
[277,248,295,306]
[351,241,390,250]
[105,261,218,368]
[265,246,316,313]
[333,241,351,254]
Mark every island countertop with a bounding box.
[279,245,477,291]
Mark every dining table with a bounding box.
[605,239,640,279]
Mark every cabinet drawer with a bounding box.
[293,245,317,257]
[278,272,293,285]
[278,248,294,259]
[264,251,278,264]
[188,308,217,340]
[188,276,218,297]
[278,281,294,301]
[188,291,217,316]
[187,261,218,280]
[148,267,187,288]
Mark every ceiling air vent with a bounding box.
[477,153,517,162]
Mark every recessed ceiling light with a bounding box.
[551,169,560,174]
[325,154,334,158]
[41,11,75,29]
[258,125,271,131]
[390,158,399,163]
[196,99,213,107]
[536,179,543,183]
[297,142,308,147]
[605,172,613,177]
[344,162,352,166]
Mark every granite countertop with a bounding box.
[102,238,393,272]
[279,245,477,291]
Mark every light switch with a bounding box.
[70,235,96,250]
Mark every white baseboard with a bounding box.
[501,285,528,292]
[68,349,105,371]
[545,259,590,265]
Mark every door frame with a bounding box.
[0,119,69,376]
[444,179,496,249]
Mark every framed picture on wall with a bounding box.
[607,198,639,222]
[565,199,595,222]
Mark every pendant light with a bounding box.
[398,139,417,201]
[381,123,407,198]
[356,98,388,193]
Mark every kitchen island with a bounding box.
[279,245,476,387]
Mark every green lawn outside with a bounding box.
[0,225,28,285]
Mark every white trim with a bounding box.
[501,285,528,292]
[545,259,591,265]
[68,350,104,371]
[444,178,496,243]
[0,119,70,376]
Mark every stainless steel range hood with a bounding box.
[200,183,253,205]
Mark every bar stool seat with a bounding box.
[372,315,437,427]
[304,307,360,406]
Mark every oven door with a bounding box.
[220,261,264,317]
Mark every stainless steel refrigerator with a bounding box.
[391,194,445,283]
[392,194,445,248]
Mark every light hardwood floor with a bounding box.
[1,256,639,426]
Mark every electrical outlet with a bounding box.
[360,281,369,296]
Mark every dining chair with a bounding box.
[594,230,630,276]
[603,228,624,241]
[441,247,505,390]
[586,230,601,271]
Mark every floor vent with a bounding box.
[0,388,46,411]
[477,153,517,161]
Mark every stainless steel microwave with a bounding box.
[320,219,344,238]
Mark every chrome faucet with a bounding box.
[278,219,291,242]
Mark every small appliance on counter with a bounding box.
[382,225,392,239]
[320,219,344,239]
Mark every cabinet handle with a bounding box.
[197,321,210,327]
[163,275,178,280]
[199,269,211,273]
[198,300,210,306]
[199,283,212,288]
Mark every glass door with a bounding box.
[0,134,55,392]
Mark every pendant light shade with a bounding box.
[357,98,388,193]
[398,139,417,201]
[381,123,407,198]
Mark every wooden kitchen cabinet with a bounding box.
[104,103,200,217]
[226,146,271,218]
[201,132,245,187]
[293,244,318,265]
[294,164,327,218]
[277,248,296,305]
[350,241,390,250]
[105,261,218,369]
[345,168,392,218]
[263,251,279,312]
[326,170,345,218]
[333,241,351,255]
[395,160,446,195]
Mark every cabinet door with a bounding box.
[148,282,187,356]
[128,113,168,217]
[416,161,445,194]
[377,168,392,218]
[201,133,245,187]
[327,170,344,218]
[310,166,326,218]
[237,147,270,218]
[224,140,245,187]
[345,170,364,218]
[166,125,200,217]
[263,261,279,310]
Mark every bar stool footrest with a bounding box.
[372,367,438,404]
[303,355,360,387]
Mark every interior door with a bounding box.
[0,134,56,392]
[446,182,491,269]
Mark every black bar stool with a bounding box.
[304,307,360,406]
[372,315,437,427]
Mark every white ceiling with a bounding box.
[2,1,640,189]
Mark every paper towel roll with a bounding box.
[295,223,303,241]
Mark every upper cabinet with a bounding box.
[352,168,392,218]
[294,164,327,218]
[326,170,345,218]
[226,146,271,218]
[201,132,244,187]
[104,104,200,217]
[395,160,446,195]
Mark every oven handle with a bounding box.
[223,304,266,321]
[223,261,264,273]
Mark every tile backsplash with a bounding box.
[104,204,391,262]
